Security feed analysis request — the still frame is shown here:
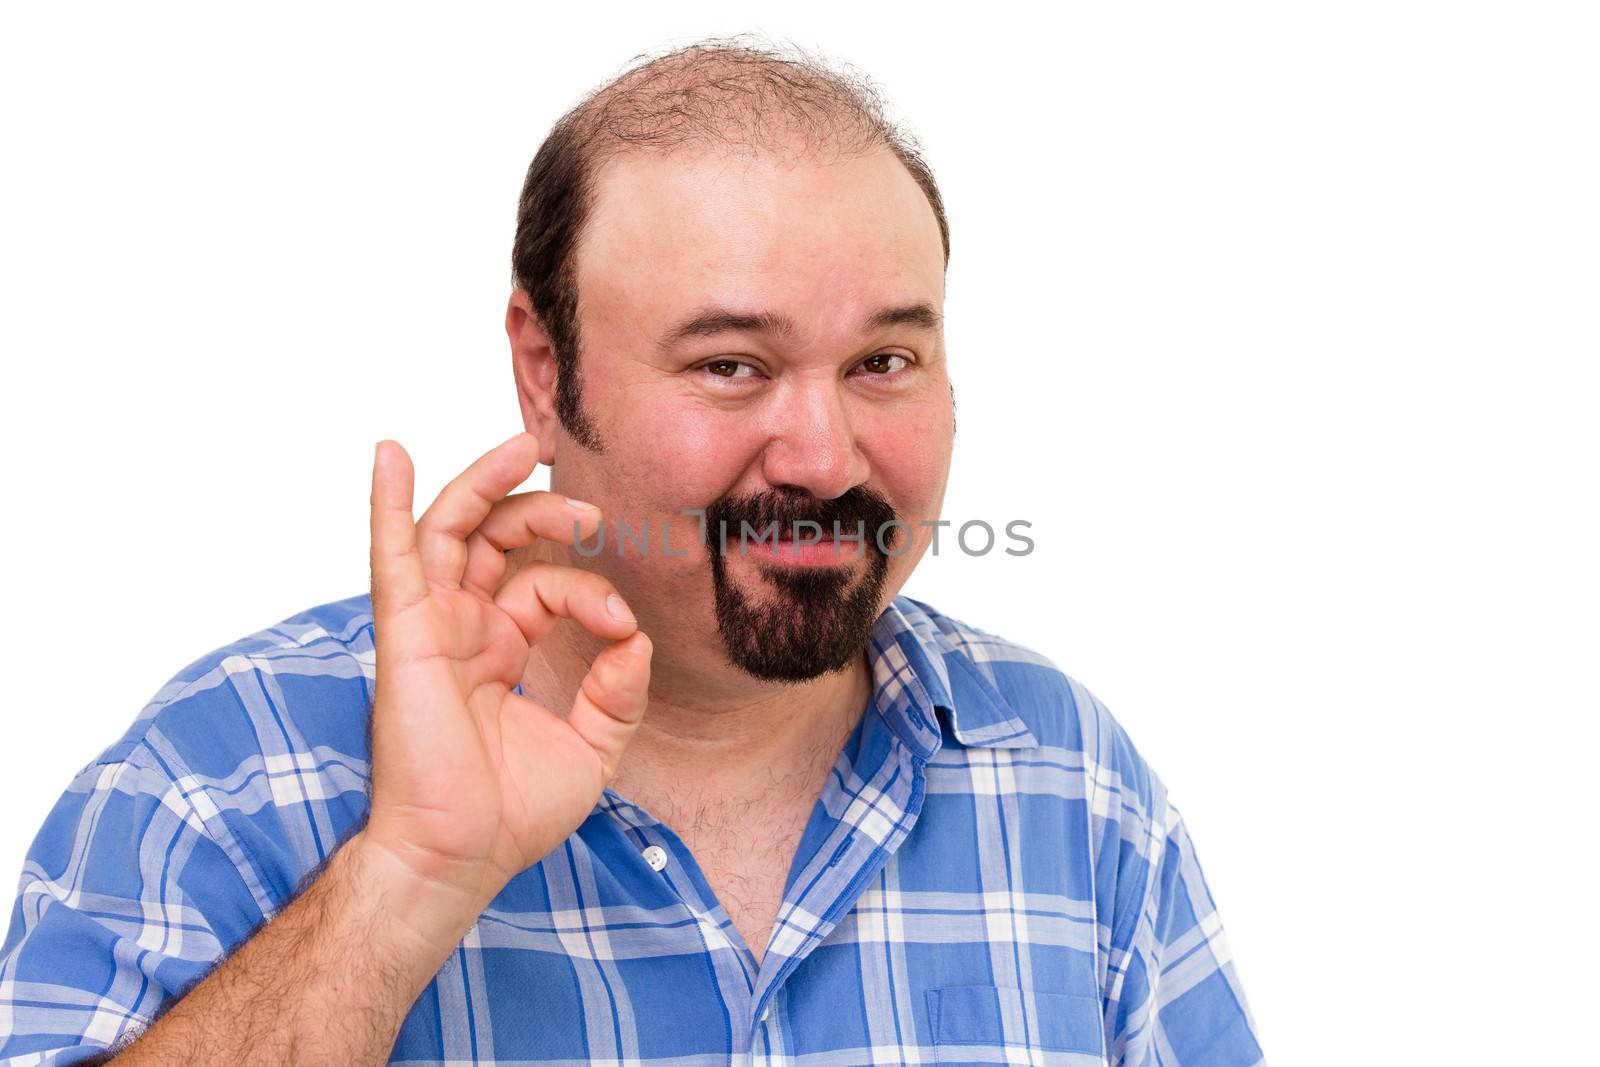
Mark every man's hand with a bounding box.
[359,431,653,943]
[100,433,651,1065]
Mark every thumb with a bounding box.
[566,630,653,783]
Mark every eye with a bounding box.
[698,358,760,380]
[854,352,911,376]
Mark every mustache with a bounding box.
[702,485,899,547]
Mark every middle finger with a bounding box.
[460,489,603,597]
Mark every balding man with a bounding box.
[0,38,1264,1067]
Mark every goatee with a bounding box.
[702,485,900,683]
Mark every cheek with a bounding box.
[567,404,749,617]
[861,405,954,525]
[600,401,758,520]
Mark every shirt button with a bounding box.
[641,845,668,871]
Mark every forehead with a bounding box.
[575,146,945,334]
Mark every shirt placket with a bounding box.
[745,695,943,1054]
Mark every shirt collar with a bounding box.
[867,596,1040,760]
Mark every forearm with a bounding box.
[103,831,485,1066]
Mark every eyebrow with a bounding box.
[658,302,942,349]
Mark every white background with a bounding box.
[2,3,1596,1062]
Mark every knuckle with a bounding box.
[593,645,634,689]
[582,571,619,600]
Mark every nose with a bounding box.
[759,373,870,500]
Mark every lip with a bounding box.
[742,535,863,566]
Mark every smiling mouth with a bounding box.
[741,534,864,566]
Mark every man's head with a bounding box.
[505,36,955,687]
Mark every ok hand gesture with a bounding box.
[361,432,651,914]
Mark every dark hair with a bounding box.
[510,34,950,450]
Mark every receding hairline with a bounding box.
[566,37,896,165]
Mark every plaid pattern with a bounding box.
[0,592,1263,1066]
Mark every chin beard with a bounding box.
[707,549,892,682]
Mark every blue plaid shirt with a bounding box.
[0,592,1263,1066]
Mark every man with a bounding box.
[0,38,1263,1066]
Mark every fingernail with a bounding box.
[607,594,635,623]
[565,496,599,511]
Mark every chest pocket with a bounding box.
[926,985,1106,1063]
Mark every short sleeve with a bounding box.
[1106,804,1265,1066]
[0,742,267,1065]
[1070,679,1264,1067]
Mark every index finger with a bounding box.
[370,438,427,621]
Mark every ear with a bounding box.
[506,289,560,466]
